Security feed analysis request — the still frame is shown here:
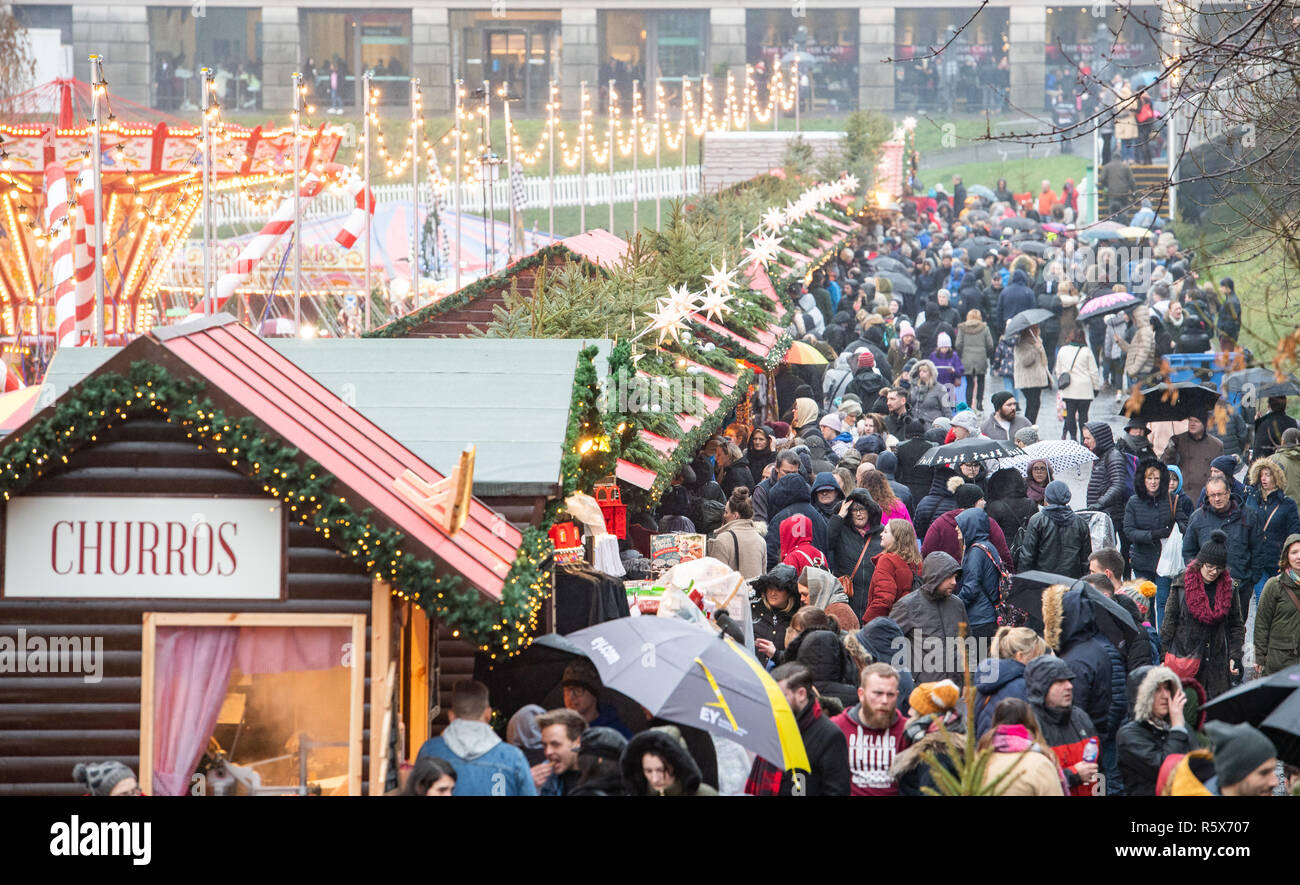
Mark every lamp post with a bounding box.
[363,70,372,331]
[200,66,214,316]
[292,70,303,333]
[410,78,421,300]
[89,55,107,345]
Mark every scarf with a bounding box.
[1025,459,1051,504]
[1183,561,1234,625]
[992,725,1070,792]
[1286,569,1300,587]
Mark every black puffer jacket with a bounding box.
[621,728,716,796]
[1017,504,1093,578]
[796,423,837,472]
[986,467,1039,543]
[795,628,861,709]
[846,368,888,416]
[1045,584,1124,737]
[1123,458,1191,577]
[896,435,938,506]
[889,551,969,684]
[826,488,885,619]
[765,474,830,570]
[914,469,962,539]
[1085,421,1130,528]
[1116,666,1195,796]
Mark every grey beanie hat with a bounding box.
[1044,480,1072,506]
[1204,721,1277,787]
[72,760,135,796]
[1015,425,1040,446]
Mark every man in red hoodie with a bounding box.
[780,513,828,576]
[831,662,911,795]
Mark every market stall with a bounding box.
[0,314,546,796]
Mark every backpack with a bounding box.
[1121,452,1139,496]
[973,542,1023,627]
[1009,522,1031,572]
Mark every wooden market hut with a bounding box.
[0,315,539,796]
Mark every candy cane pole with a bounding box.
[333,175,373,249]
[72,162,96,341]
[90,55,106,346]
[42,163,77,347]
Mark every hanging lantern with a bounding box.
[593,482,626,540]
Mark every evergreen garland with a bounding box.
[0,361,552,656]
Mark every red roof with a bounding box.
[616,458,658,490]
[560,230,629,269]
[147,317,522,599]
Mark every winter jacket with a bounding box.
[986,468,1039,544]
[718,456,755,498]
[1242,482,1300,580]
[746,697,850,796]
[890,551,969,684]
[922,507,1014,565]
[1085,421,1130,528]
[999,268,1037,328]
[974,658,1030,737]
[803,566,859,632]
[1161,430,1224,504]
[910,363,952,424]
[1017,504,1093,578]
[890,718,965,796]
[765,473,830,570]
[896,436,938,506]
[1116,666,1195,796]
[1013,331,1051,390]
[1218,290,1242,341]
[1161,563,1245,699]
[846,367,888,416]
[1054,342,1101,401]
[752,596,798,666]
[827,499,885,621]
[795,422,837,471]
[914,471,962,540]
[779,512,829,576]
[1026,655,1101,796]
[979,725,1067,796]
[864,551,922,624]
[1210,406,1252,461]
[791,292,825,339]
[795,628,861,708]
[887,337,922,379]
[1254,545,1300,675]
[417,719,538,796]
[928,349,965,389]
[1043,585,1121,737]
[980,411,1032,441]
[621,727,718,796]
[1116,430,1155,460]
[708,518,768,581]
[956,508,1004,629]
[830,705,911,796]
[955,319,995,375]
[1255,409,1299,461]
[1181,498,1263,592]
[1123,459,1192,578]
[1113,304,1157,381]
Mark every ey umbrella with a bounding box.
[566,617,810,771]
[915,436,1020,468]
[1002,308,1055,339]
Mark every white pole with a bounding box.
[548,80,556,241]
[454,80,463,291]
[200,66,213,316]
[482,79,496,270]
[411,77,421,298]
[502,84,516,257]
[292,71,302,333]
[363,71,372,331]
[632,80,640,235]
[580,80,588,233]
[655,77,662,230]
[89,56,106,345]
[681,78,688,195]
[608,79,616,233]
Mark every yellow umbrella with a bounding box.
[784,341,828,366]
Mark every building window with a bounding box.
[450,9,560,113]
[302,8,412,109]
[894,8,1010,112]
[747,9,858,112]
[149,7,264,111]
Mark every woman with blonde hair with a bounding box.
[863,518,923,623]
[977,698,1067,795]
[973,626,1048,736]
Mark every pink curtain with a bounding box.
[233,626,351,674]
[152,626,239,797]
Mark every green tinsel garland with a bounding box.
[0,361,552,656]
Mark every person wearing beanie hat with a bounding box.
[982,390,1031,441]
[1024,654,1102,796]
[1182,471,1262,624]
[560,660,634,736]
[857,350,875,370]
[1116,665,1195,795]
[1203,721,1278,795]
[889,321,922,378]
[1163,526,1246,699]
[567,726,630,796]
[72,760,139,796]
[907,680,961,717]
[929,330,964,391]
[950,408,982,440]
[1014,424,1040,448]
[889,677,968,796]
[1194,454,1246,508]
[954,482,985,510]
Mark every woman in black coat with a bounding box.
[1124,458,1191,586]
[1160,534,1245,700]
[986,467,1038,544]
[826,488,885,620]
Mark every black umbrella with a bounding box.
[1261,689,1300,767]
[1002,308,1055,339]
[1202,663,1300,726]
[1002,217,1040,232]
[915,436,1020,468]
[1259,380,1300,398]
[1006,570,1080,632]
[964,209,991,222]
[875,271,916,296]
[474,633,584,719]
[959,236,1000,252]
[1127,381,1220,422]
[1225,367,1291,397]
[1080,584,1140,647]
[870,256,910,275]
[1016,240,1049,256]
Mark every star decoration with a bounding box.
[842,174,860,193]
[746,233,783,266]
[696,287,734,322]
[640,298,690,345]
[761,206,786,233]
[702,260,738,298]
[665,283,699,315]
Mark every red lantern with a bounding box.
[548,521,581,549]
[593,484,626,539]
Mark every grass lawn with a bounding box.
[485,198,679,241]
[908,114,1023,154]
[919,154,1092,197]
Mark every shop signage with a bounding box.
[3,496,284,599]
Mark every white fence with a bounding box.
[211,165,702,227]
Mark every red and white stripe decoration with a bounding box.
[209,171,326,312]
[333,174,373,249]
[42,162,79,347]
[71,165,97,342]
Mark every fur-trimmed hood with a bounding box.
[1041,584,1096,652]
[1134,457,1170,501]
[1248,456,1287,490]
[913,359,940,387]
[621,726,707,796]
[889,720,966,778]
[1129,665,1182,725]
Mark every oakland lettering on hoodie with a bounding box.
[830,706,910,796]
